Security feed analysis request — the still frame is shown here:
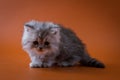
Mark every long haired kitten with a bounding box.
[22,20,105,68]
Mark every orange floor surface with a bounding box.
[0,0,120,80]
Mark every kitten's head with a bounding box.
[22,20,60,54]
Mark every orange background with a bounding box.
[0,0,120,80]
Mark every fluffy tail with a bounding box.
[80,58,105,68]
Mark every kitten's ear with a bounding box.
[50,25,60,35]
[24,23,34,31]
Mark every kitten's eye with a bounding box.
[33,41,38,45]
[44,41,49,45]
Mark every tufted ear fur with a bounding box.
[50,27,59,35]
[49,24,60,35]
[24,23,34,32]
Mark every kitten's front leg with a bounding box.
[29,55,54,68]
[25,50,42,68]
[29,56,43,68]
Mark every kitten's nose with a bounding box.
[39,46,43,50]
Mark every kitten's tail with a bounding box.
[80,58,105,68]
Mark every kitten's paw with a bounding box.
[29,62,52,68]
[29,62,42,68]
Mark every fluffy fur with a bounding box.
[22,20,105,68]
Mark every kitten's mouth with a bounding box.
[39,49,44,52]
[33,48,49,54]
[33,48,44,53]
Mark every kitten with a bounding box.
[22,20,105,68]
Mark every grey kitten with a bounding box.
[22,20,105,68]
